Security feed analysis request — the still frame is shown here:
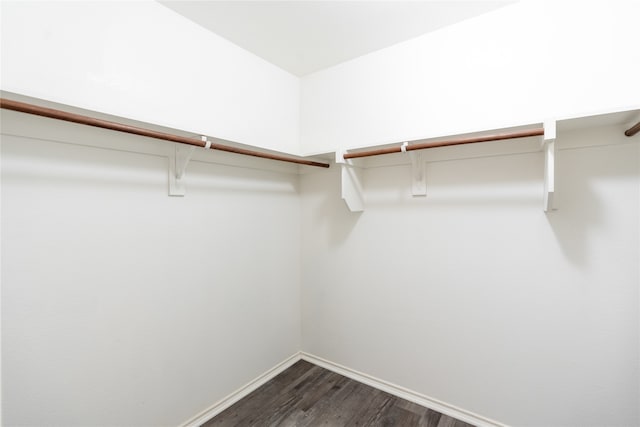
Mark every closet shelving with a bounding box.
[336,124,554,212]
[335,112,639,213]
[0,98,330,169]
[0,96,329,196]
[1,96,638,211]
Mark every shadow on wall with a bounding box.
[545,187,603,268]
[327,139,638,269]
[364,150,545,211]
[307,166,362,248]
[1,135,300,197]
[545,143,638,267]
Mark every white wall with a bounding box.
[0,110,301,426]
[0,1,300,154]
[300,125,639,426]
[300,1,640,155]
[2,2,639,426]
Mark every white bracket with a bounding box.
[402,142,426,197]
[336,149,365,212]
[168,138,201,196]
[542,120,556,212]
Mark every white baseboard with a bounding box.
[180,351,506,427]
[180,352,302,427]
[300,352,507,427]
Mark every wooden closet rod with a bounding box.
[0,98,330,168]
[625,121,640,137]
[343,128,545,160]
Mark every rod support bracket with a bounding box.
[543,120,556,212]
[168,140,198,196]
[336,148,365,212]
[405,146,426,197]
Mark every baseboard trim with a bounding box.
[180,352,302,427]
[180,351,506,427]
[300,352,507,427]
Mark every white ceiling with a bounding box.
[159,1,513,76]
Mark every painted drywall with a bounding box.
[0,111,301,426]
[0,1,300,154]
[300,1,640,155]
[300,125,639,426]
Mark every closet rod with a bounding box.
[0,98,330,168]
[625,121,640,137]
[343,128,545,160]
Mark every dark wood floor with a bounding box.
[204,360,475,427]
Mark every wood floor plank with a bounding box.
[436,417,476,427]
[294,375,358,427]
[205,361,316,426]
[346,388,395,426]
[367,401,422,426]
[309,379,377,426]
[395,400,443,427]
[204,361,476,427]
